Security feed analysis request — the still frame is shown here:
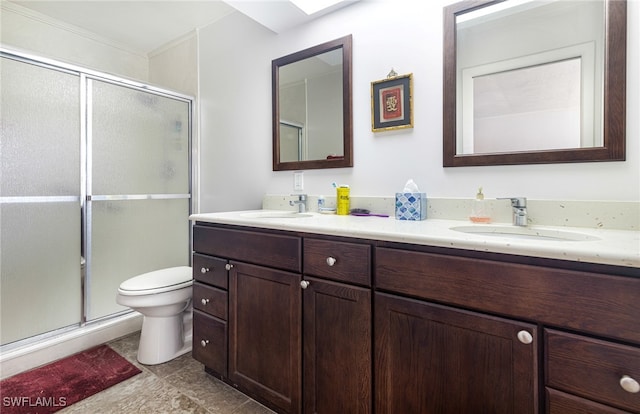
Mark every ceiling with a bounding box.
[8,0,359,55]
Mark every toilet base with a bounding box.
[137,310,192,365]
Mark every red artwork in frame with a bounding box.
[381,86,403,120]
[371,73,413,132]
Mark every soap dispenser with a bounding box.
[470,187,491,223]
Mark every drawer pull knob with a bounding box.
[225,264,233,271]
[300,280,310,289]
[517,330,533,344]
[201,267,210,274]
[326,257,337,266]
[620,375,640,393]
[200,339,209,347]
[201,298,209,306]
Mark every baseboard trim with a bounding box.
[0,313,142,380]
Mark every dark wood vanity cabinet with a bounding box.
[228,261,302,413]
[375,245,640,414]
[192,222,639,414]
[192,253,229,378]
[546,330,640,413]
[192,225,372,414]
[375,293,537,413]
[193,224,302,413]
[375,248,539,413]
[302,237,372,414]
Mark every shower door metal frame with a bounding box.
[1,48,195,343]
[83,76,193,323]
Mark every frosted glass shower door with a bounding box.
[1,57,82,345]
[87,79,191,320]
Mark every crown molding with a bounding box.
[148,30,197,58]
[1,1,147,58]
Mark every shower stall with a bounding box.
[0,50,193,348]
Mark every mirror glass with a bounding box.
[273,35,353,171]
[443,0,626,167]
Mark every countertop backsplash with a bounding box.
[263,194,639,231]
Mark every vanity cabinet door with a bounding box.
[228,261,302,414]
[374,292,538,414]
[302,277,371,414]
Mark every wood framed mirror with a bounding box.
[272,35,353,171]
[443,0,626,167]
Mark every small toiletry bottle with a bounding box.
[336,185,350,215]
[470,187,491,223]
[317,196,325,211]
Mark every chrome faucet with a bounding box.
[499,197,527,226]
[289,194,307,213]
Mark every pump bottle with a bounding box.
[470,187,491,223]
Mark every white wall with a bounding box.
[197,0,639,213]
[198,11,276,211]
[3,0,638,213]
[1,2,148,81]
[149,34,198,96]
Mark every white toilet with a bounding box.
[116,266,193,365]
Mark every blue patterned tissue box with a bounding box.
[395,193,427,220]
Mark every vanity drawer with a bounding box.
[193,225,301,272]
[193,309,227,378]
[375,247,640,344]
[546,329,640,413]
[303,238,371,286]
[193,282,227,320]
[546,388,631,414]
[193,253,228,289]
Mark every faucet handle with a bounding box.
[291,193,307,200]
[498,197,526,208]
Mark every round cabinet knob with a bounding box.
[200,339,209,347]
[620,375,640,393]
[201,267,210,274]
[300,280,310,289]
[225,264,233,271]
[201,298,209,306]
[326,257,337,266]
[517,330,533,344]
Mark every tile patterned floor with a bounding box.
[59,333,275,414]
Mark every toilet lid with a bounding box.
[119,266,192,294]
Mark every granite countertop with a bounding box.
[190,210,640,268]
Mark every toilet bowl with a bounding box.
[116,266,193,365]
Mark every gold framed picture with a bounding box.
[371,73,413,132]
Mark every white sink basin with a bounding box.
[450,225,600,242]
[240,211,313,219]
